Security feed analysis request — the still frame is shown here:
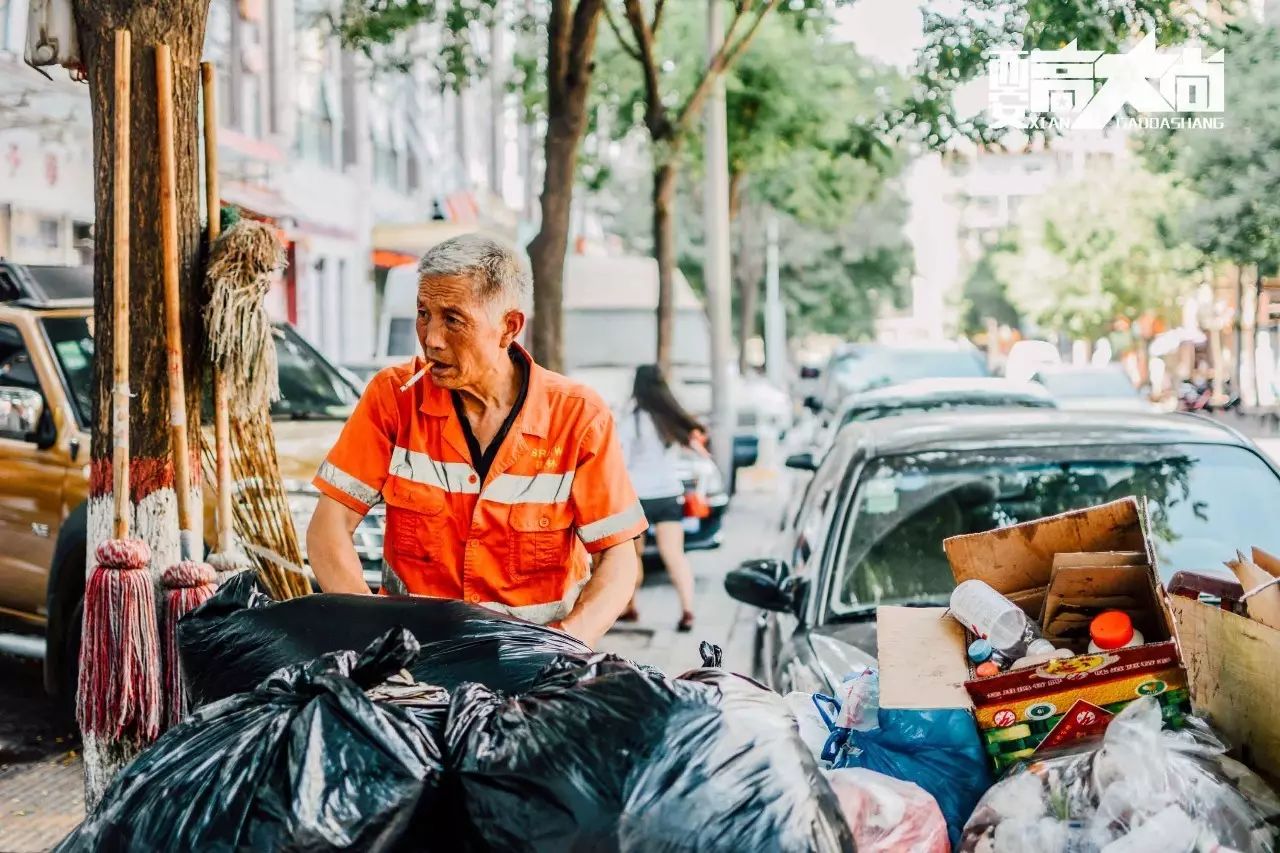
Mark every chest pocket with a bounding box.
[509,503,575,577]
[383,478,447,569]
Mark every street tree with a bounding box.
[67,0,211,803]
[598,0,833,369]
[994,165,1201,341]
[1142,23,1280,395]
[335,0,605,373]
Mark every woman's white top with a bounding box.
[615,403,685,500]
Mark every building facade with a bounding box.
[0,0,528,366]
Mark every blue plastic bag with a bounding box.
[833,707,991,848]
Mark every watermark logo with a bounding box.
[988,34,1225,131]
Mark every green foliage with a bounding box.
[330,0,498,85]
[960,238,1020,335]
[994,165,1202,338]
[1142,23,1280,272]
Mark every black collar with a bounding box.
[450,347,530,482]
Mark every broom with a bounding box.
[76,28,163,747]
[199,60,252,588]
[155,44,216,730]
[202,218,310,601]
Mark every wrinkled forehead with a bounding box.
[417,273,484,311]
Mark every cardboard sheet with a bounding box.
[876,606,973,710]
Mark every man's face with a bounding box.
[416,274,522,392]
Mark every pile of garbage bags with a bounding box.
[178,571,595,704]
[787,669,989,849]
[60,577,855,852]
[960,697,1280,853]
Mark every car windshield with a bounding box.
[1038,369,1136,399]
[830,349,987,396]
[829,443,1280,617]
[43,316,359,426]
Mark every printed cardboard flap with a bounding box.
[943,497,1152,600]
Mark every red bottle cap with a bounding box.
[1090,610,1134,650]
[975,661,1000,678]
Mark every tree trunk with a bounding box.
[72,0,210,805]
[525,0,602,374]
[1235,264,1246,398]
[735,204,762,376]
[653,156,679,371]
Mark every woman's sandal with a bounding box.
[676,611,695,633]
[618,606,640,623]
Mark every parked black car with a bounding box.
[727,410,1280,695]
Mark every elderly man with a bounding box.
[307,234,646,646]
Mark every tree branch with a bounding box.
[602,0,641,61]
[622,0,670,139]
[650,0,666,33]
[673,0,779,133]
[568,0,607,81]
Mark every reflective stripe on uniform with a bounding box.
[482,471,575,505]
[316,460,382,508]
[478,573,589,624]
[388,446,481,494]
[576,500,646,545]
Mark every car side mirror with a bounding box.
[0,387,46,443]
[803,395,823,413]
[785,452,817,472]
[724,558,799,613]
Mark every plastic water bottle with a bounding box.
[950,579,1055,661]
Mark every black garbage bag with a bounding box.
[57,629,449,853]
[180,571,593,707]
[446,655,855,853]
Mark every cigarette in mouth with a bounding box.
[400,362,431,392]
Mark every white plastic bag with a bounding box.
[783,692,832,758]
[960,698,1280,853]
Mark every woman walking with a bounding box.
[616,365,706,632]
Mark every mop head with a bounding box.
[204,219,286,418]
[208,550,253,587]
[77,538,162,745]
[160,560,217,729]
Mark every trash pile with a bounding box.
[59,498,1280,852]
[59,575,854,852]
[783,499,1280,853]
[960,697,1280,853]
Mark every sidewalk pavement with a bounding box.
[0,469,782,852]
[597,469,780,675]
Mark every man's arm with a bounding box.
[306,495,373,594]
[558,540,640,647]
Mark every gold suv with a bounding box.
[0,262,384,704]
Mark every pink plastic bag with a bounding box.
[824,767,951,853]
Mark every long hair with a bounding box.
[632,365,704,448]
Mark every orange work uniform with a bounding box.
[312,344,648,624]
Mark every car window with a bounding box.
[791,443,856,573]
[828,443,1280,617]
[1037,369,1136,399]
[829,349,987,398]
[43,317,93,426]
[0,324,40,392]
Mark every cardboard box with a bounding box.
[878,498,1191,772]
[1170,594,1280,786]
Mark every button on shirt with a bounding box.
[313,343,648,624]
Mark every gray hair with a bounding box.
[417,233,531,313]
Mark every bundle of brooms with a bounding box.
[201,215,310,601]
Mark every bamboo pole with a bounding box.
[111,30,131,540]
[201,61,235,557]
[156,44,196,560]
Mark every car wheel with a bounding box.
[57,597,82,719]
